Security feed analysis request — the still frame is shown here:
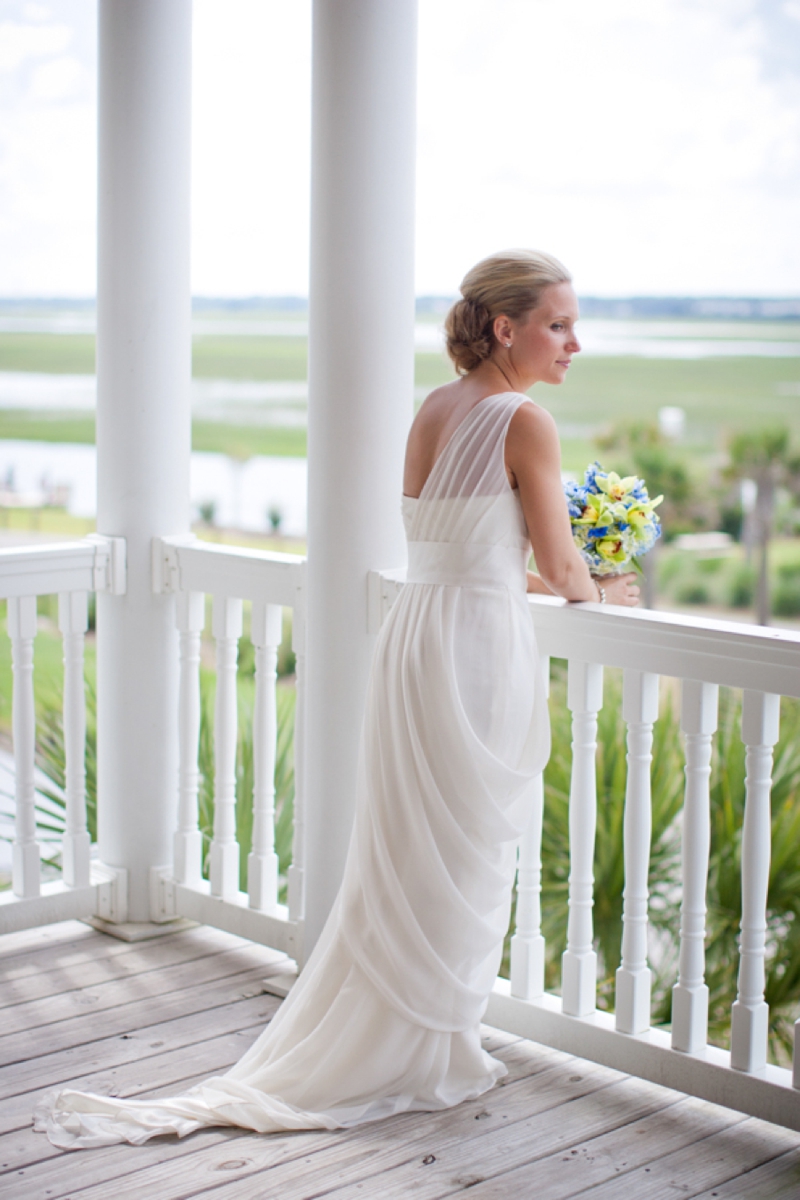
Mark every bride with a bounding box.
[36,249,638,1149]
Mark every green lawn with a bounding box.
[0,333,95,374]
[544,356,800,448]
[1,331,799,470]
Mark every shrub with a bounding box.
[774,577,800,616]
[676,581,710,605]
[696,556,726,576]
[726,562,756,608]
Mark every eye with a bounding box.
[551,322,565,331]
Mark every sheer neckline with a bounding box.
[403,391,528,502]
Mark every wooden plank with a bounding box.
[0,919,96,960]
[0,963,276,1086]
[565,1115,800,1199]
[690,1146,800,1199]
[0,1027,523,1177]
[3,1037,519,1191]
[267,1076,687,1200]
[428,1095,746,1200]
[2,991,280,1101]
[9,1028,291,1196]
[1,922,263,984]
[4,929,288,1007]
[97,1059,633,1200]
[180,1075,672,1200]
[0,1127,250,1194]
[6,1037,590,1200]
[1,943,282,1045]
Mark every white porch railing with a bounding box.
[5,542,800,1131]
[373,572,800,1131]
[149,535,307,962]
[0,537,127,929]
[0,535,307,964]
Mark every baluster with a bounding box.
[672,680,718,1053]
[731,689,780,1072]
[510,774,545,999]
[616,670,659,1034]
[8,596,40,898]
[287,604,306,922]
[247,601,282,911]
[208,595,243,900]
[794,1019,800,1089]
[174,591,205,886]
[58,591,91,888]
[510,654,550,1000]
[562,660,603,1017]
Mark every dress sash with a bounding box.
[406,540,527,591]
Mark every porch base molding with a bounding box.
[151,868,303,961]
[84,916,198,942]
[0,862,127,935]
[486,979,800,1132]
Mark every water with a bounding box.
[1,315,797,534]
[1,312,798,356]
[0,440,308,537]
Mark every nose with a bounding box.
[568,332,581,353]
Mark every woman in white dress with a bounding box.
[36,249,639,1149]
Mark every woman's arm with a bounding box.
[506,402,639,607]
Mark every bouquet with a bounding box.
[564,462,663,577]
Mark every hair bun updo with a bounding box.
[444,298,493,375]
[443,248,572,376]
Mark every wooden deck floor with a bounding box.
[3,921,800,1200]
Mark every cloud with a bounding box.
[415,0,800,293]
[0,0,796,296]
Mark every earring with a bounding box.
[505,341,512,348]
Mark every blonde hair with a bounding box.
[444,249,572,375]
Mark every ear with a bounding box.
[493,314,513,345]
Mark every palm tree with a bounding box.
[726,429,800,625]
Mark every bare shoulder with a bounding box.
[506,400,560,457]
[410,382,459,429]
[404,382,462,495]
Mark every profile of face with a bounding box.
[495,281,581,387]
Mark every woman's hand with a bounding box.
[597,572,640,607]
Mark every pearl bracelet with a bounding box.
[596,582,606,604]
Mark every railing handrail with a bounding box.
[371,568,800,697]
[153,534,305,605]
[0,535,126,600]
[527,593,800,698]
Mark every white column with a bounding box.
[59,591,91,888]
[173,591,205,887]
[562,660,603,1017]
[510,655,550,1001]
[731,690,780,1072]
[510,773,546,1000]
[8,596,40,898]
[615,670,659,1035]
[209,596,243,901]
[287,598,307,922]
[248,601,283,912]
[304,0,418,952]
[672,679,717,1054]
[95,1,192,920]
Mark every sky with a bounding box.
[0,0,799,298]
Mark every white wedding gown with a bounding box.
[35,391,550,1149]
